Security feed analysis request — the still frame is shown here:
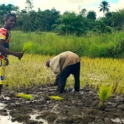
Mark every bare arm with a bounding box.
[0,39,23,58]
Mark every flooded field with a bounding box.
[1,55,124,123]
[0,84,124,124]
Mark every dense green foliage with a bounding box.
[10,31,124,58]
[0,1,124,36]
[1,0,124,58]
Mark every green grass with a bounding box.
[10,31,124,58]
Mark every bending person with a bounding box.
[46,51,81,93]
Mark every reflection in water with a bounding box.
[0,115,22,124]
[111,118,124,123]
[0,103,22,124]
[30,114,48,124]
[0,114,48,124]
[0,103,6,110]
[0,103,48,124]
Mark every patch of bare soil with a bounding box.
[0,84,124,124]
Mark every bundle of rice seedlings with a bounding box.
[48,95,63,101]
[15,93,33,100]
[98,85,112,109]
[22,42,33,53]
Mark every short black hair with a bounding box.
[46,60,51,67]
[5,13,16,21]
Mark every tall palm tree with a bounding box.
[99,1,110,17]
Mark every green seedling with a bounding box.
[98,85,112,109]
[22,42,33,53]
[19,42,33,60]
[48,95,63,101]
[15,93,33,100]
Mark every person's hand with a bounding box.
[14,52,24,59]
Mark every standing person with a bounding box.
[0,13,23,95]
[46,51,81,93]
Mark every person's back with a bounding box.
[60,51,80,70]
[49,51,80,74]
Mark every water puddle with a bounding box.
[0,103,6,109]
[0,115,22,124]
[0,103,48,124]
[111,118,124,123]
[0,102,22,124]
[30,114,48,124]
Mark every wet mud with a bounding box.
[0,84,124,124]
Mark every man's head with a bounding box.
[4,13,17,30]
[46,60,51,67]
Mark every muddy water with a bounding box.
[0,102,48,124]
[0,114,48,124]
[1,85,124,124]
[0,103,6,109]
[0,115,22,124]
[0,103,21,124]
[111,118,124,123]
[30,114,48,124]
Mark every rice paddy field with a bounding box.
[4,54,124,95]
[1,54,124,124]
[1,31,124,124]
